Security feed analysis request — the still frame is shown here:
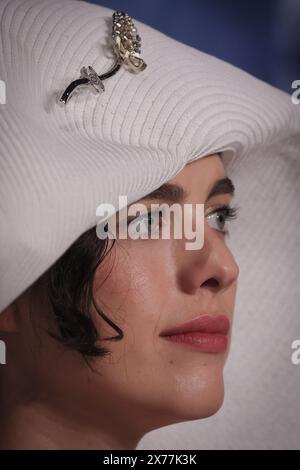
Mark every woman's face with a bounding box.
[2,153,239,442]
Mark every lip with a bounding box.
[159,314,230,354]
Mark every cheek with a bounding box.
[93,241,174,329]
[91,242,176,375]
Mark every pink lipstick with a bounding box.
[159,314,230,353]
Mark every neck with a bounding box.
[0,400,142,450]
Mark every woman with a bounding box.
[0,0,299,450]
[0,152,239,449]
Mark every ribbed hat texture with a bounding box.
[1,0,299,313]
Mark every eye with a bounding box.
[206,205,238,235]
[127,209,164,238]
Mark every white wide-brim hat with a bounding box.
[0,0,300,449]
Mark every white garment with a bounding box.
[0,0,300,449]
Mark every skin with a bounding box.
[0,153,239,450]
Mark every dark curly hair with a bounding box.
[46,226,123,358]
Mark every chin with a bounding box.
[154,364,226,426]
[180,376,225,421]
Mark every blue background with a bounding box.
[89,0,300,93]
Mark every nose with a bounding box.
[180,224,239,294]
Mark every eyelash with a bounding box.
[126,209,163,227]
[126,204,239,236]
[206,204,239,236]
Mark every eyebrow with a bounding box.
[206,176,235,199]
[139,176,234,203]
[139,182,188,203]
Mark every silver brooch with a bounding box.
[59,11,147,105]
